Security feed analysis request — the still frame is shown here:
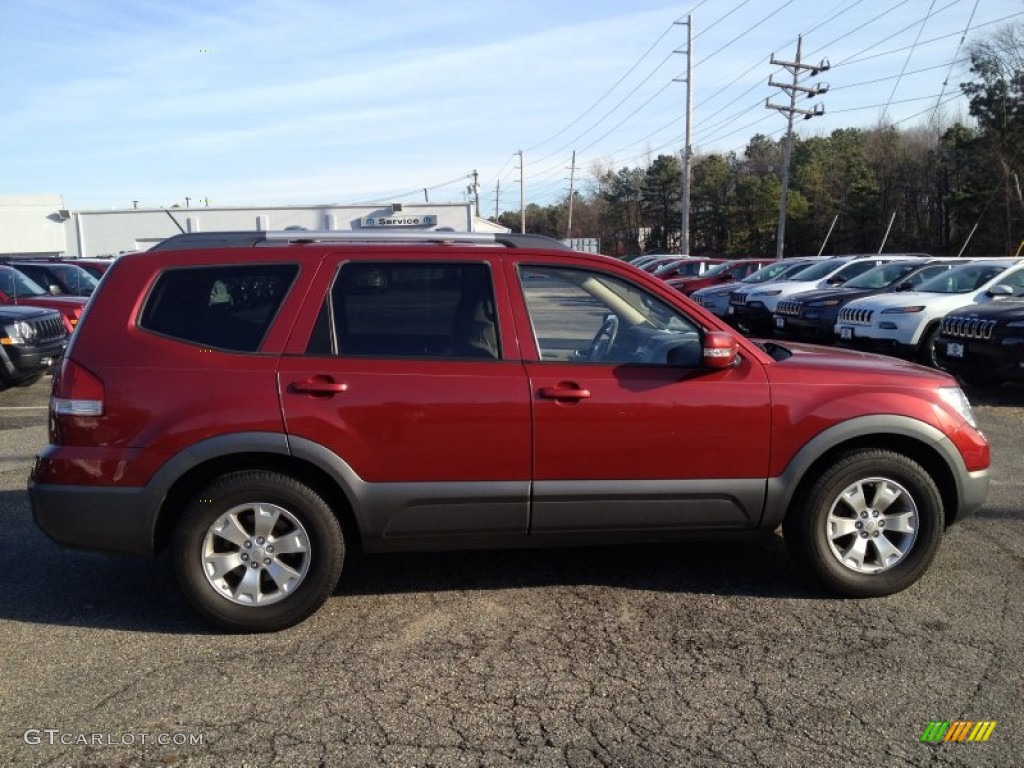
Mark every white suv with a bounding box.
[834,258,1024,364]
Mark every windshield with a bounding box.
[51,264,100,293]
[742,260,809,284]
[917,263,1008,294]
[701,262,731,278]
[0,267,47,297]
[786,258,846,281]
[843,261,921,290]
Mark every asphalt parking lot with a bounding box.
[0,376,1021,767]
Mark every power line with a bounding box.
[881,0,939,122]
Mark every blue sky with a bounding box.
[2,0,1020,213]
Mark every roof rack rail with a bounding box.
[148,230,572,252]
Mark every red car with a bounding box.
[0,265,87,332]
[668,258,778,295]
[30,231,989,631]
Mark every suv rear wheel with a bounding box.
[783,450,943,596]
[172,471,344,632]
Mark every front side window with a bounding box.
[140,263,298,351]
[314,262,500,360]
[519,265,701,365]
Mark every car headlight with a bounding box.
[1006,320,1024,328]
[754,290,783,297]
[880,306,925,314]
[0,321,36,345]
[937,386,978,429]
[808,298,842,307]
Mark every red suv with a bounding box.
[29,231,990,632]
[0,265,87,332]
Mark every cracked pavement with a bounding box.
[0,378,1020,767]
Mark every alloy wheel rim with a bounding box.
[825,477,919,574]
[201,502,311,606]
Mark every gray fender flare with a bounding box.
[760,414,973,529]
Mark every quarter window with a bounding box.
[140,264,298,352]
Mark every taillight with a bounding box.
[52,358,104,416]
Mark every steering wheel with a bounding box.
[587,314,620,361]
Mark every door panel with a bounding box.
[511,262,772,533]
[278,257,532,540]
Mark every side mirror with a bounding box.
[702,330,740,369]
[893,282,911,292]
[988,285,1013,297]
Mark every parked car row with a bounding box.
[689,255,1024,387]
[0,259,113,388]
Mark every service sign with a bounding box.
[360,215,438,228]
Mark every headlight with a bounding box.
[808,298,842,307]
[880,306,925,314]
[754,290,783,297]
[0,321,36,345]
[937,386,978,429]
[1006,320,1024,328]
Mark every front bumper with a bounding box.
[0,338,66,381]
[935,337,1024,382]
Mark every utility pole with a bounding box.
[766,35,829,258]
[674,15,694,255]
[566,150,577,239]
[468,169,480,218]
[495,179,500,221]
[516,150,525,234]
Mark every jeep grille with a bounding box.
[32,314,67,342]
[941,316,996,340]
[775,300,801,317]
[837,307,873,325]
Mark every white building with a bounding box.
[0,195,508,258]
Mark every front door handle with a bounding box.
[290,378,348,395]
[539,384,591,401]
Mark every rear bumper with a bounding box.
[29,481,160,556]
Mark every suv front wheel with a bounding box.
[172,471,344,632]
[783,450,943,597]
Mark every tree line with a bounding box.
[494,24,1024,259]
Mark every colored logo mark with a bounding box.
[920,721,997,743]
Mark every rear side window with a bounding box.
[307,262,500,359]
[140,264,298,351]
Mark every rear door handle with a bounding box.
[538,385,591,401]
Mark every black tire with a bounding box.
[783,450,944,597]
[173,470,344,632]
[916,325,940,367]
